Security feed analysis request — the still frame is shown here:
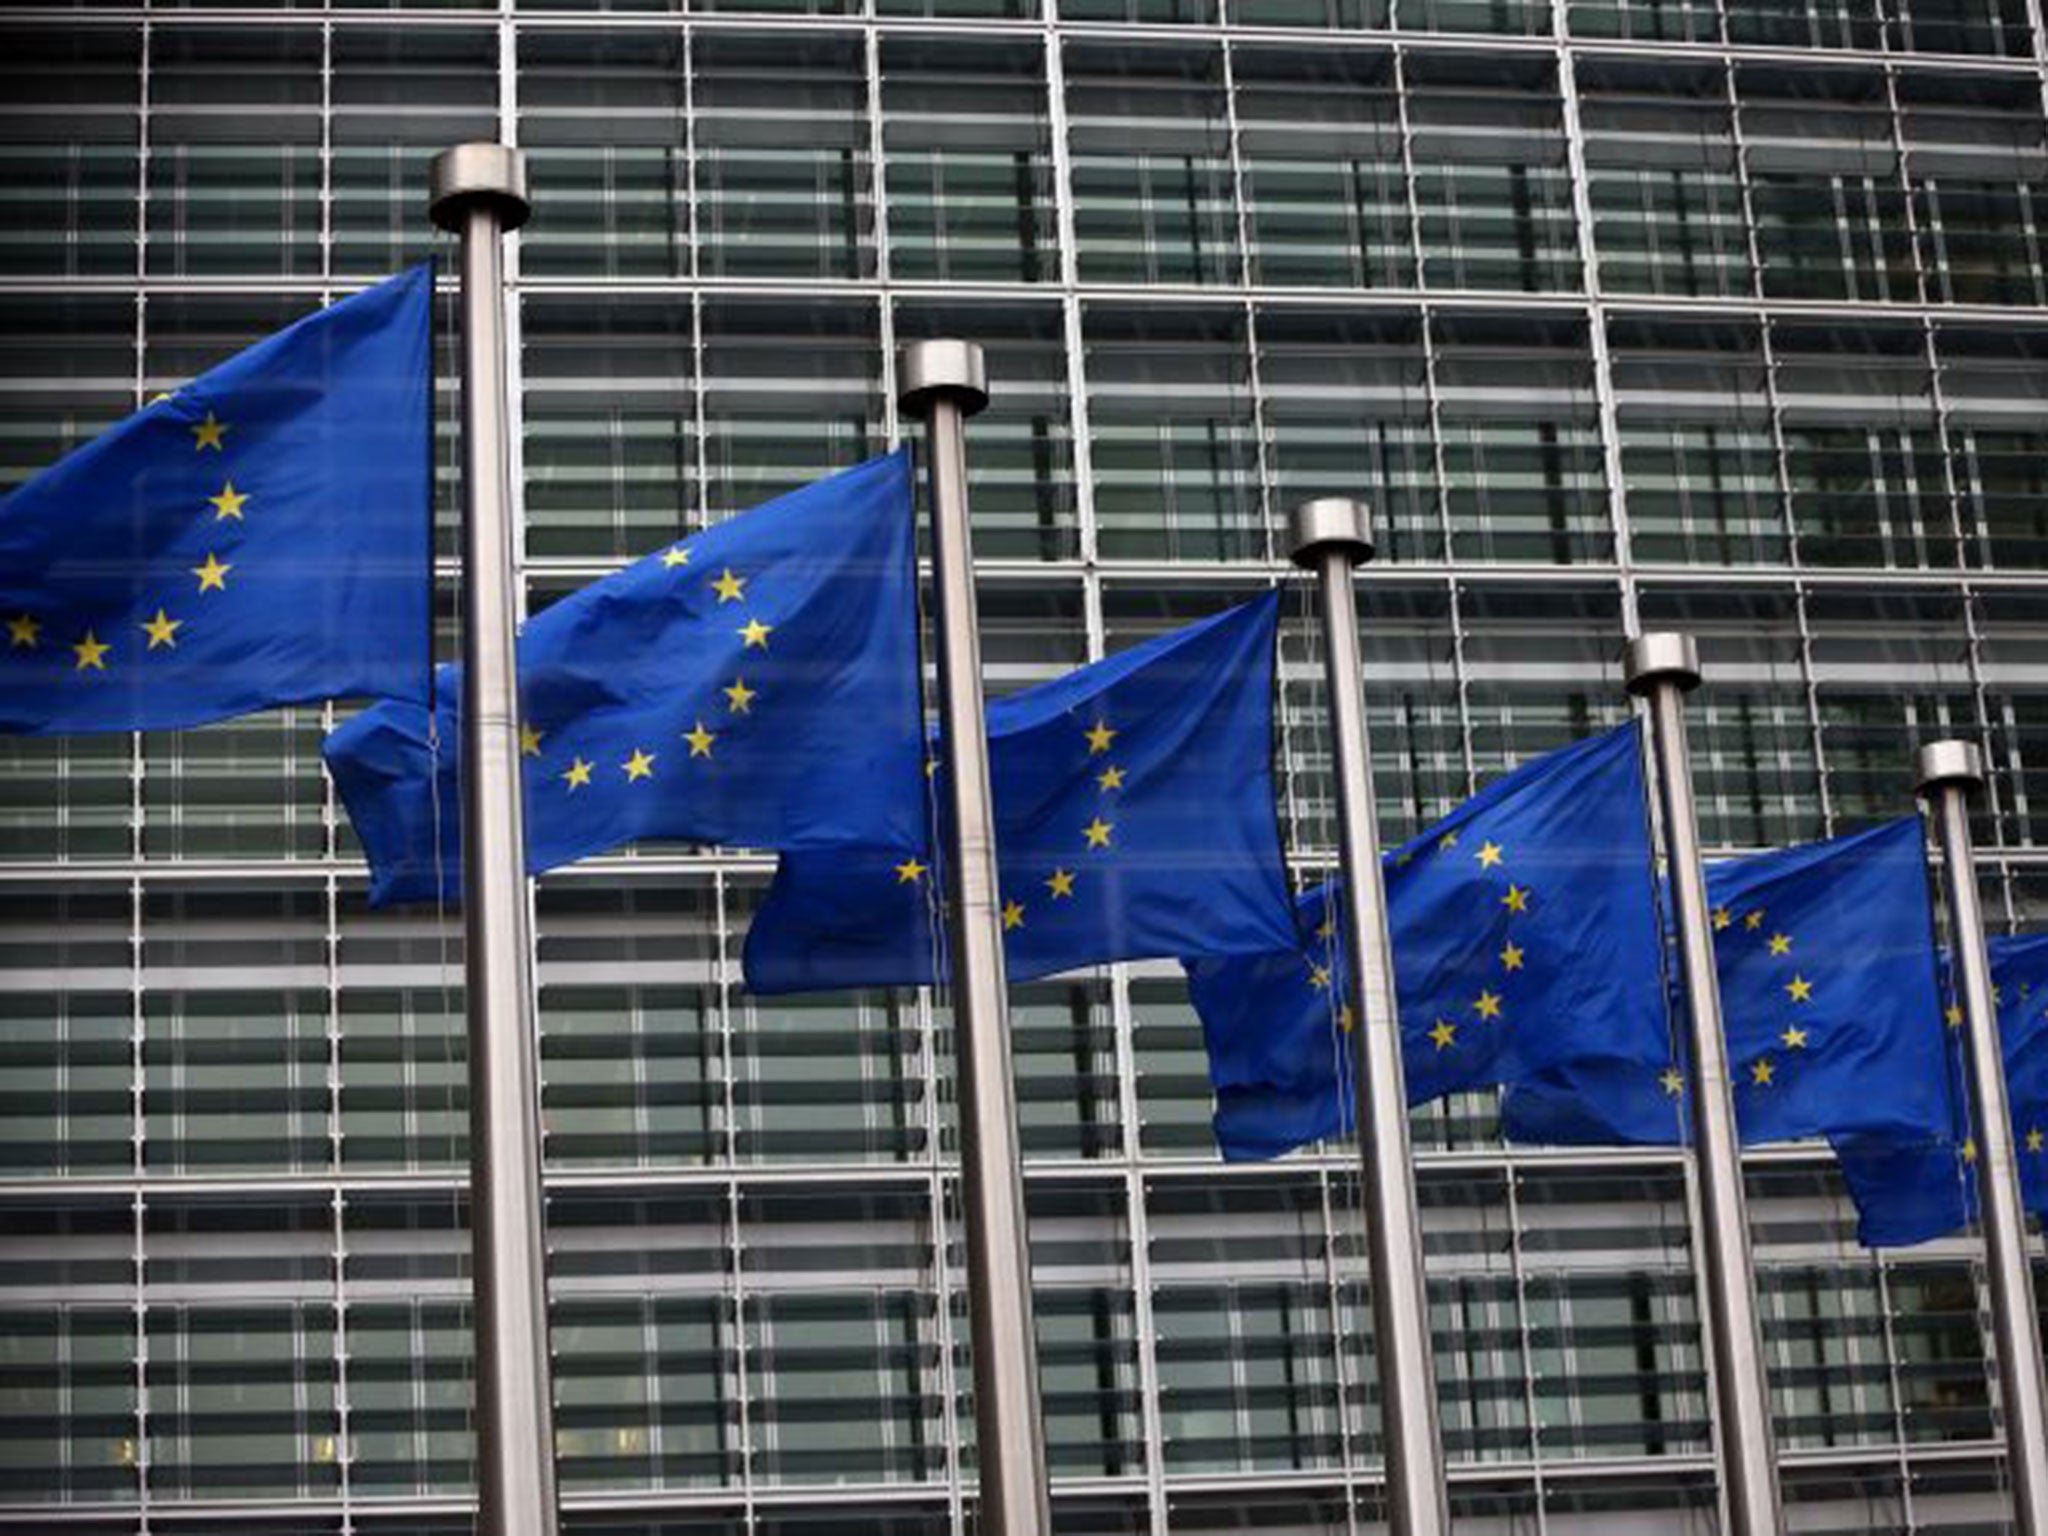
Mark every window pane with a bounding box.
[1236,50,1412,291]
[0,894,132,1176]
[1743,66,1914,304]
[1260,308,1442,562]
[520,30,689,280]
[1582,60,1750,300]
[0,24,140,280]
[1067,45,1240,287]
[695,35,874,280]
[523,295,697,561]
[1086,306,1261,561]
[1612,317,1787,566]
[333,26,498,278]
[882,39,1055,285]
[1408,56,1578,294]
[1434,314,1612,565]
[145,27,322,278]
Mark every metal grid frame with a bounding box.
[3,4,2048,1533]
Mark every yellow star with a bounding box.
[6,613,38,649]
[924,757,939,779]
[209,481,248,520]
[562,757,593,790]
[72,631,109,671]
[1084,720,1117,754]
[519,722,543,757]
[1744,910,1765,931]
[1660,1067,1685,1097]
[1500,942,1525,972]
[1473,990,1503,1021]
[1501,885,1530,914]
[1751,1058,1775,1087]
[1963,1137,1980,1165]
[1429,1019,1457,1051]
[710,568,746,604]
[1476,841,1504,869]
[684,720,717,758]
[139,608,181,650]
[660,545,691,569]
[1768,933,1792,956]
[1712,906,1732,931]
[192,552,231,592]
[723,678,756,714]
[1002,899,1026,931]
[895,857,927,884]
[1781,1026,1808,1050]
[1046,867,1076,899]
[1082,817,1114,849]
[1317,915,1337,940]
[1308,963,1332,991]
[2028,1127,2044,1154]
[1338,1005,1356,1032]
[738,618,773,650]
[1785,974,1813,1003]
[1946,1003,1965,1028]
[1438,830,1459,851]
[191,411,227,451]
[1096,765,1125,792]
[622,748,656,781]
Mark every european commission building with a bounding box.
[10,2,2048,1532]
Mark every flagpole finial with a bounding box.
[898,340,988,419]
[1916,738,1984,794]
[1288,497,1374,569]
[429,143,531,233]
[1623,631,1700,696]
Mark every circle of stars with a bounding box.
[12,399,251,680]
[526,537,780,796]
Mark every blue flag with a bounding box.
[1833,934,2048,1246]
[1502,817,1949,1149]
[740,592,1295,991]
[1186,722,1671,1162]
[0,265,433,733]
[325,450,922,905]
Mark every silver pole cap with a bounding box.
[1287,498,1374,570]
[898,340,988,419]
[1916,738,1984,794]
[1623,631,1701,696]
[429,143,531,233]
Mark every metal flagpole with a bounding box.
[897,339,1052,1536]
[428,144,559,1536]
[1287,498,1450,1536]
[1915,740,2048,1536]
[1624,633,1783,1536]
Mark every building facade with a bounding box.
[4,2,2048,1531]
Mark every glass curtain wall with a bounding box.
[2,8,2047,1536]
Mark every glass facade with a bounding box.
[2,4,2047,1533]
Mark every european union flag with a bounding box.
[1833,934,2048,1246]
[740,592,1295,991]
[1187,722,1670,1162]
[1503,817,1949,1149]
[325,450,922,905]
[0,265,432,733]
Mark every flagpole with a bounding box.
[429,144,560,1536]
[897,339,1052,1536]
[1288,497,1450,1536]
[1915,740,2048,1536]
[1624,633,1783,1536]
